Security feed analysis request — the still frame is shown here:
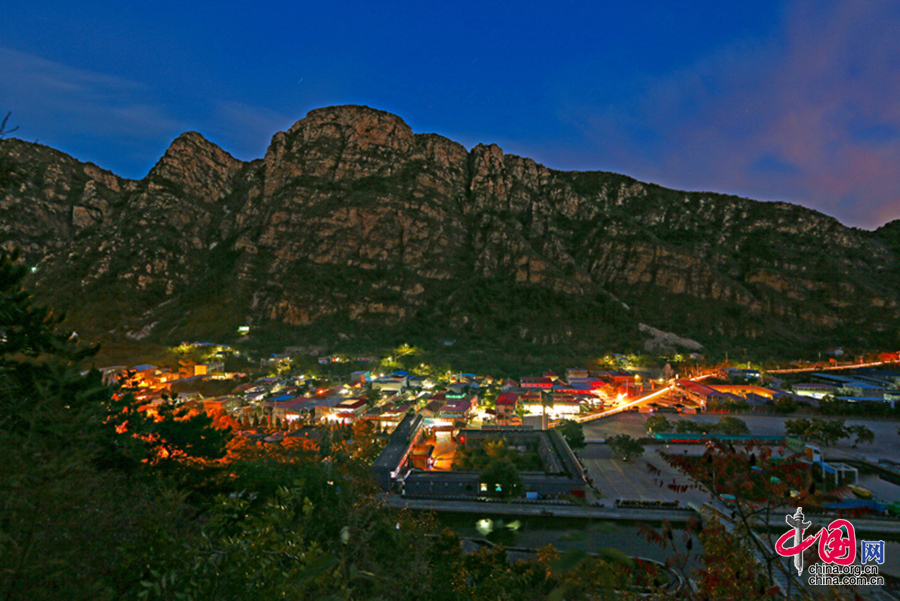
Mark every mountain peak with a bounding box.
[263,105,418,190]
[148,131,243,202]
[285,104,416,155]
[3,104,899,355]
[288,104,412,136]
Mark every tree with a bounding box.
[606,434,644,462]
[696,516,772,599]
[557,419,585,449]
[818,419,849,447]
[480,458,523,500]
[716,416,749,436]
[351,419,385,462]
[150,401,230,461]
[455,439,517,471]
[0,247,667,601]
[784,417,812,440]
[645,414,673,434]
[515,404,527,422]
[0,113,21,187]
[785,417,848,446]
[658,442,813,596]
[675,420,706,434]
[819,395,852,416]
[636,515,769,601]
[0,249,198,600]
[848,424,874,447]
[479,385,498,410]
[0,111,18,138]
[774,396,798,414]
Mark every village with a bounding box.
[106,342,900,436]
[103,344,900,488]
[101,343,738,448]
[72,341,900,594]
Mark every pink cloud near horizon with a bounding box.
[564,0,900,230]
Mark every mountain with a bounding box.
[1,105,898,359]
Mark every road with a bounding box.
[767,359,899,374]
[573,373,713,423]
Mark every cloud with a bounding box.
[0,47,183,174]
[563,0,900,229]
[0,47,299,173]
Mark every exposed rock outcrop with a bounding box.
[1,105,897,353]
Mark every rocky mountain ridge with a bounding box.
[1,105,898,356]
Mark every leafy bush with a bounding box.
[606,435,644,461]
[479,458,524,499]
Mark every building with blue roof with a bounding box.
[852,375,897,387]
[838,396,897,408]
[811,373,857,384]
[854,368,900,385]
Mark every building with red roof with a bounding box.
[495,392,520,421]
[675,380,731,409]
[520,377,553,389]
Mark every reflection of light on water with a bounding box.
[439,514,702,569]
[476,518,521,537]
[476,519,493,536]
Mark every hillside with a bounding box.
[1,105,898,359]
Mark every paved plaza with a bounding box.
[580,411,900,505]
[579,443,712,506]
[584,412,900,462]
[582,411,648,440]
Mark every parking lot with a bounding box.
[579,442,712,506]
[582,411,648,440]
[584,412,900,462]
[579,411,900,503]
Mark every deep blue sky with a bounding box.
[3,1,900,229]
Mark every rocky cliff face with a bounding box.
[1,105,898,355]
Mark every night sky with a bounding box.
[3,1,899,229]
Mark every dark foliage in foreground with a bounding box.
[0,248,659,600]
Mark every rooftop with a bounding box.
[676,380,720,396]
[496,392,520,406]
